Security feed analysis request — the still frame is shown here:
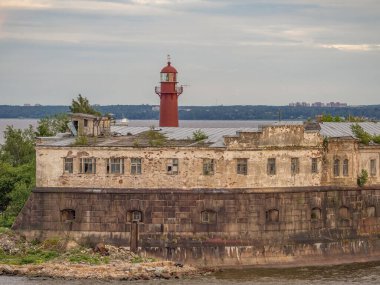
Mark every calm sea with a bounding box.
[1,118,379,284]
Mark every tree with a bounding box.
[69,94,101,116]
[0,125,35,166]
[36,113,69,137]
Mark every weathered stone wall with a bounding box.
[14,187,380,267]
[36,147,325,189]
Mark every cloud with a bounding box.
[321,44,380,52]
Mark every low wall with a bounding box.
[13,187,380,267]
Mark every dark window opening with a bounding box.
[73,121,78,132]
[201,210,217,224]
[64,157,73,173]
[167,158,179,175]
[291,158,300,175]
[61,209,75,222]
[311,158,318,173]
[266,209,279,223]
[267,158,276,175]
[370,159,377,176]
[311,207,321,220]
[237,158,248,175]
[203,159,215,175]
[343,159,349,177]
[84,119,88,127]
[333,159,340,177]
[80,158,96,174]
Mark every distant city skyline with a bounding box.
[0,0,379,106]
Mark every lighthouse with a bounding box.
[155,56,183,127]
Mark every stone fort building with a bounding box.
[13,116,380,266]
[12,60,380,266]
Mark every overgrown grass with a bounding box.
[68,249,109,265]
[0,249,60,265]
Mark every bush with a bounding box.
[192,130,208,141]
[357,169,369,187]
[74,136,88,146]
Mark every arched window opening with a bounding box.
[61,209,75,222]
[266,209,279,223]
[343,159,349,177]
[339,206,350,219]
[366,206,376,217]
[201,210,217,224]
[311,207,322,220]
[333,159,340,177]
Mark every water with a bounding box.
[1,261,380,284]
[0,119,38,144]
[0,118,299,144]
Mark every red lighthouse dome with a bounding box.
[155,56,183,127]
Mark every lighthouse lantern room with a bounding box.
[155,55,183,127]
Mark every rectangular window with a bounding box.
[167,158,179,175]
[107,158,124,174]
[64,158,73,173]
[131,158,142,175]
[80,158,96,174]
[333,159,340,177]
[267,158,276,175]
[203,159,215,175]
[370,159,377,176]
[343,159,349,177]
[237,158,248,175]
[291,158,300,175]
[84,119,88,127]
[311,158,318,173]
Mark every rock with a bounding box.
[160,272,171,279]
[94,242,109,256]
[65,240,80,251]
[175,262,184,267]
[140,273,151,280]
[1,265,14,275]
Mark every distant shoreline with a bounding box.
[0,105,379,120]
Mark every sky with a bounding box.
[0,0,379,106]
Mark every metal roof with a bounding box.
[38,122,380,147]
[320,122,380,138]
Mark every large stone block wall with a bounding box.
[14,187,380,266]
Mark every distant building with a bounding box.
[290,101,348,107]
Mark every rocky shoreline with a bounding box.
[0,230,209,281]
[0,261,205,281]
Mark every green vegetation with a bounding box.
[70,94,101,116]
[357,169,369,187]
[0,248,60,265]
[145,129,167,146]
[36,113,69,137]
[0,126,34,166]
[320,114,368,123]
[1,105,380,121]
[0,126,35,227]
[351,124,379,145]
[192,129,208,141]
[320,114,345,122]
[68,249,109,265]
[73,135,89,146]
